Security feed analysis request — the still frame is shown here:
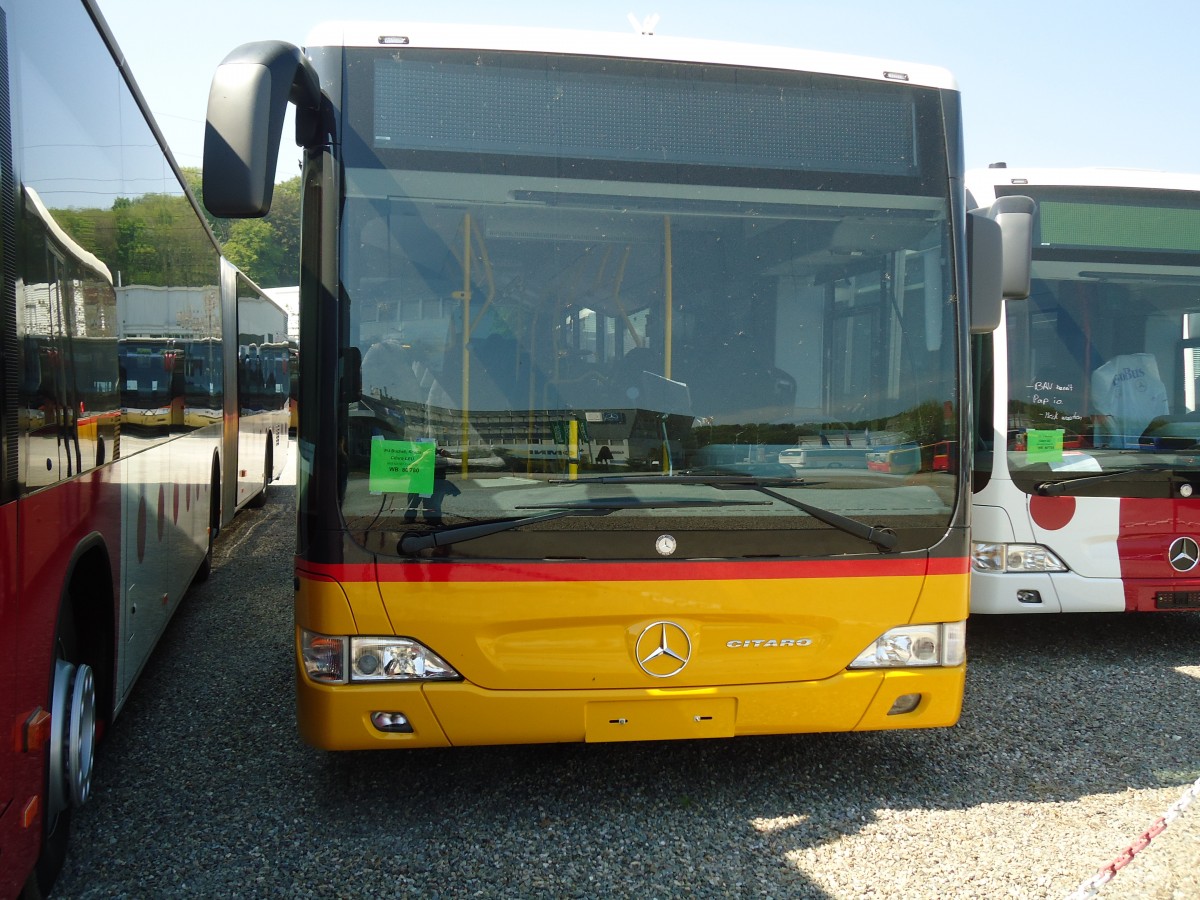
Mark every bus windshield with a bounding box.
[337,49,960,559]
[996,185,1200,491]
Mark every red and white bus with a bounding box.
[969,165,1200,613]
[0,1,288,895]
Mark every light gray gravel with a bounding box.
[53,451,1200,899]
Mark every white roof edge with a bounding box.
[303,21,958,91]
[966,166,1200,191]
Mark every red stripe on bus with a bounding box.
[927,556,970,576]
[298,556,967,584]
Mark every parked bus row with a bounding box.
[0,0,288,896]
[204,21,1200,775]
[24,333,290,433]
[7,1,1197,895]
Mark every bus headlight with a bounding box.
[301,631,462,683]
[350,637,461,682]
[849,622,965,669]
[972,542,1068,573]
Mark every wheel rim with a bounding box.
[68,663,96,807]
[48,659,96,816]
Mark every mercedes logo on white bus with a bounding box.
[1168,536,1200,573]
[635,621,692,678]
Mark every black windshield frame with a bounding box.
[316,44,968,562]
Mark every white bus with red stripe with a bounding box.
[0,1,289,894]
[969,165,1200,613]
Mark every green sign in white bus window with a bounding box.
[1025,428,1065,464]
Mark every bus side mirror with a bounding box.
[992,195,1035,301]
[967,211,1002,334]
[967,195,1035,334]
[203,41,322,218]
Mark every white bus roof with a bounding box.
[968,166,1200,193]
[304,21,957,91]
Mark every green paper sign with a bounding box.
[1025,428,1064,463]
[368,439,436,495]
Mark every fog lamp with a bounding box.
[371,712,414,734]
[887,694,922,715]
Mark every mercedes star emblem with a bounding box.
[635,621,692,678]
[1168,536,1200,573]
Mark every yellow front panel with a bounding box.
[295,666,964,750]
[294,560,967,749]
[369,572,950,690]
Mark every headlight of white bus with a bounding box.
[849,622,965,669]
[971,542,1068,573]
[301,630,461,684]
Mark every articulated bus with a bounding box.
[203,22,1031,752]
[969,165,1200,613]
[0,1,288,895]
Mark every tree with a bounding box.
[263,178,301,286]
[183,166,301,287]
[223,218,290,287]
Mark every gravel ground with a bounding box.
[53,448,1200,899]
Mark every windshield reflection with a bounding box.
[339,173,958,547]
[1004,267,1200,488]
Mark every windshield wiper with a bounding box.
[517,497,772,510]
[551,474,898,552]
[397,496,769,554]
[551,474,806,488]
[1035,463,1179,497]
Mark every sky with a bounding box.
[99,0,1198,183]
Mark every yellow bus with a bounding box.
[203,22,1031,749]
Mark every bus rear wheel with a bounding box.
[194,462,221,583]
[49,659,95,811]
[247,437,272,509]
[34,610,97,894]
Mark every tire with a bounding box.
[33,605,96,895]
[246,468,268,508]
[247,439,272,509]
[194,462,221,583]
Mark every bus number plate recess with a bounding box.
[1155,591,1200,610]
[584,698,736,742]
